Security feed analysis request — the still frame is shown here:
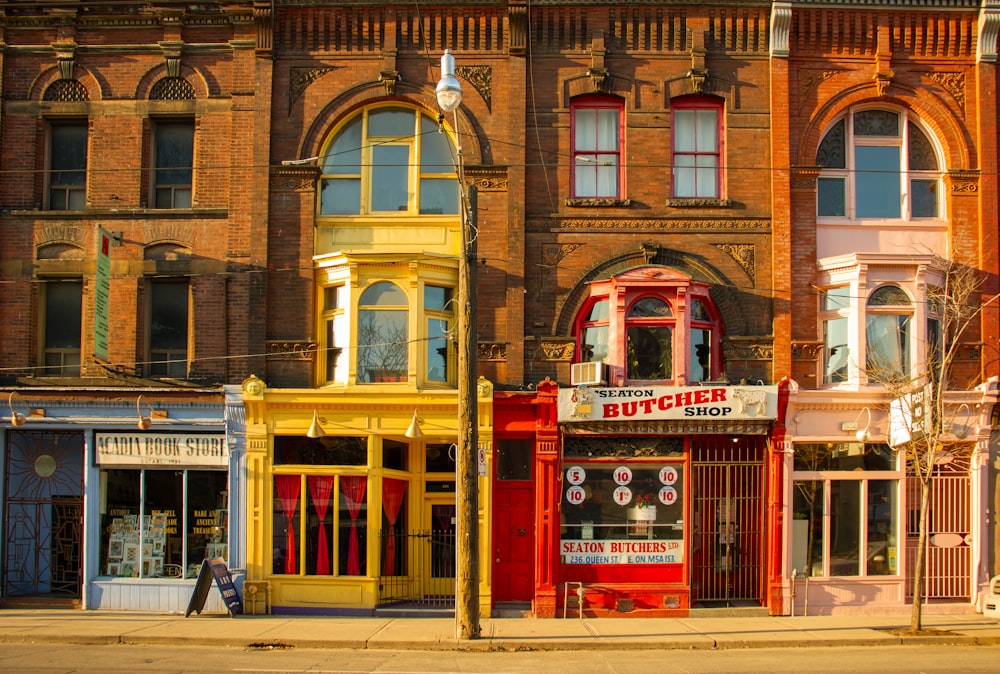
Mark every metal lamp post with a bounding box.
[436,48,481,641]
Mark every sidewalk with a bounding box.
[2,609,1000,651]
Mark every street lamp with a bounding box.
[436,48,481,641]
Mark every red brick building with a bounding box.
[0,1,269,611]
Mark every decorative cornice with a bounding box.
[525,338,575,362]
[456,65,491,110]
[270,166,319,192]
[529,218,770,232]
[770,2,792,58]
[946,170,980,193]
[714,243,756,286]
[464,166,507,192]
[266,341,318,360]
[980,0,1000,63]
[792,341,825,360]
[289,66,342,111]
[722,337,774,361]
[926,71,966,109]
[479,342,506,361]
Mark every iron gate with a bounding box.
[691,435,766,605]
[378,528,456,608]
[3,431,84,598]
[905,468,972,600]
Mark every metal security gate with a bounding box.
[3,431,84,599]
[905,468,972,601]
[691,436,766,605]
[377,528,456,608]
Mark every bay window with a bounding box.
[821,286,851,384]
[357,281,408,383]
[865,285,912,383]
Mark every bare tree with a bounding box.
[868,256,994,632]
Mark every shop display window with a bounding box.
[100,468,227,579]
[560,463,684,565]
[792,443,899,577]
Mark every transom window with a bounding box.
[319,107,459,216]
[571,95,624,199]
[672,97,723,198]
[816,107,940,220]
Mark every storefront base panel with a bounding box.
[790,577,906,616]
[89,574,242,613]
[554,583,691,618]
[268,577,378,612]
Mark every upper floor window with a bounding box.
[357,282,408,383]
[47,122,88,210]
[42,280,82,376]
[571,96,624,199]
[425,285,454,384]
[672,97,722,198]
[865,285,912,383]
[319,107,459,216]
[322,285,348,383]
[147,279,189,378]
[816,108,940,220]
[574,266,723,386]
[153,120,193,208]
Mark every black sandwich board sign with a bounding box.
[185,558,243,617]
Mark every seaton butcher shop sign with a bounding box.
[558,384,778,423]
[95,432,228,468]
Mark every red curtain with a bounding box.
[275,475,301,575]
[382,478,407,575]
[341,476,367,576]
[308,475,335,576]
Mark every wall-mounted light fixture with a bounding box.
[136,395,155,430]
[953,403,973,440]
[306,410,326,439]
[8,392,27,427]
[404,411,423,439]
[842,407,872,443]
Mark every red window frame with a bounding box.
[671,96,723,199]
[570,95,625,199]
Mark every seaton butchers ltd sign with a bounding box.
[95,432,228,468]
[559,385,778,423]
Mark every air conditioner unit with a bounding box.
[571,361,606,386]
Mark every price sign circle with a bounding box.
[613,466,633,485]
[659,466,679,485]
[658,486,678,505]
[566,485,586,505]
[566,466,586,486]
[613,486,633,506]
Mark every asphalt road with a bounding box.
[3,643,1000,674]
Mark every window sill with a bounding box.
[666,198,733,208]
[564,198,631,208]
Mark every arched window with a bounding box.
[357,282,408,383]
[319,107,459,216]
[626,297,674,381]
[865,284,912,383]
[816,107,941,220]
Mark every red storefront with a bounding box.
[493,380,790,617]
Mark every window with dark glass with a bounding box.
[99,468,227,579]
[153,120,193,208]
[43,280,82,376]
[48,122,88,210]
[626,297,674,381]
[148,280,189,378]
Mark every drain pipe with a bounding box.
[790,568,797,617]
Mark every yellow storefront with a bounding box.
[240,375,493,615]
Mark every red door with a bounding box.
[492,440,535,602]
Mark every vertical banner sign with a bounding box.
[93,227,112,362]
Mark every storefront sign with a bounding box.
[96,433,228,468]
[559,385,778,423]
[560,539,683,565]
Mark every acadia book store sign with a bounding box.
[95,432,228,468]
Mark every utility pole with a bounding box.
[437,48,481,640]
